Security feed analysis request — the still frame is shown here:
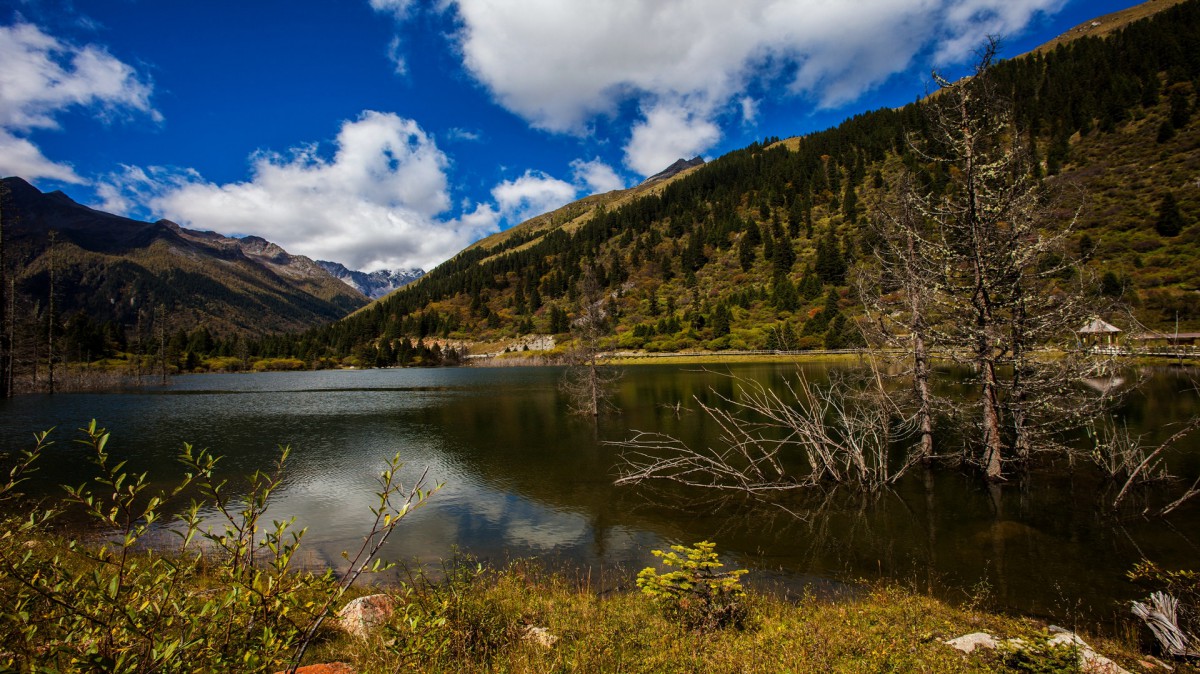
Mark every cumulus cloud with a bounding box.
[100,111,498,272]
[490,170,577,224]
[0,130,83,183]
[570,157,625,194]
[439,0,1065,175]
[0,21,157,182]
[624,103,719,177]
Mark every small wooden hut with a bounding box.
[1077,318,1122,347]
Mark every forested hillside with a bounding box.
[0,177,368,371]
[261,0,1197,363]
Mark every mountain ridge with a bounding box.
[315,260,425,299]
[0,176,369,336]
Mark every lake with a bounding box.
[1,361,1198,628]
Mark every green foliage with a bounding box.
[1155,192,1186,237]
[997,634,1083,673]
[382,559,528,667]
[636,541,748,632]
[0,421,437,672]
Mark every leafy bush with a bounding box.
[636,541,748,632]
[997,634,1082,673]
[374,559,529,669]
[0,421,437,672]
[252,357,306,371]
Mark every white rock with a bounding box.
[522,625,559,648]
[945,632,997,653]
[337,594,395,639]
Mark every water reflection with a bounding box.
[1,363,1197,625]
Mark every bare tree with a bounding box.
[872,39,1122,480]
[46,231,57,394]
[860,173,939,462]
[561,265,621,416]
[0,182,10,398]
[614,371,917,494]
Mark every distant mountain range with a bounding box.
[314,260,424,299]
[0,176,375,334]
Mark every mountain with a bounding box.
[271,0,1200,364]
[314,260,424,299]
[640,156,705,185]
[0,177,369,335]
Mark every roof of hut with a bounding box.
[1077,318,1122,334]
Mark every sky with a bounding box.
[0,0,1146,273]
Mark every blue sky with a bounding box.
[1,0,1144,271]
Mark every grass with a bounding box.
[4,529,1167,672]
[304,559,1166,674]
[604,351,869,366]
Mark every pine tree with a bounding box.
[1154,192,1185,237]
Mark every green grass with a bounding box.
[0,522,1182,673]
[308,559,1163,674]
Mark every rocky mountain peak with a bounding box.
[640,156,705,185]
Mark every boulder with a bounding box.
[337,594,396,640]
[945,632,997,653]
[946,628,1131,674]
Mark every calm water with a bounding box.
[2,362,1198,626]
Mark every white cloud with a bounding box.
[438,0,1065,175]
[0,21,157,182]
[0,129,83,183]
[624,103,719,177]
[100,111,497,272]
[385,35,407,75]
[490,170,577,224]
[933,0,1069,64]
[445,127,482,142]
[570,157,625,194]
[739,96,759,125]
[371,0,418,74]
[369,0,415,20]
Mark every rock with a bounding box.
[946,628,1131,674]
[1045,628,1132,674]
[945,632,997,653]
[337,594,396,639]
[522,625,559,648]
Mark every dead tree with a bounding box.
[877,39,1122,480]
[0,183,10,398]
[561,266,621,416]
[614,371,916,494]
[1132,592,1198,658]
[46,231,57,394]
[861,173,940,462]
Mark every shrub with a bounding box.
[0,421,437,672]
[997,633,1082,673]
[375,559,529,669]
[636,541,748,632]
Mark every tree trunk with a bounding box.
[47,232,56,395]
[0,187,9,399]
